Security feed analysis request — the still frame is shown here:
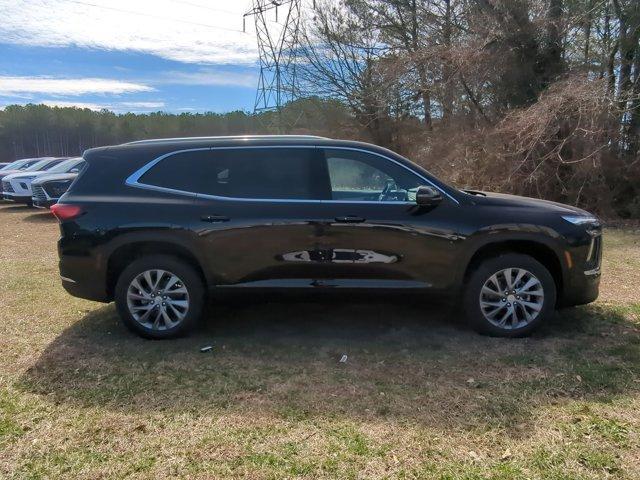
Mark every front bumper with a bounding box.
[33,198,57,208]
[560,267,600,306]
[3,193,33,204]
[560,229,602,307]
[31,183,56,208]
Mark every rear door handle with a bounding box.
[334,216,365,223]
[201,215,230,223]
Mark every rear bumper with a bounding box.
[60,274,110,303]
[59,243,111,303]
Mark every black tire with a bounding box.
[114,254,205,339]
[463,253,556,337]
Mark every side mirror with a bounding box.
[416,185,443,207]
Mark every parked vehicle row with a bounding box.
[0,157,84,207]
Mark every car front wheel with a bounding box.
[464,253,556,337]
[114,255,205,339]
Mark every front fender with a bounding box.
[453,223,568,287]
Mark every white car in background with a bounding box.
[31,158,86,208]
[2,157,68,205]
[0,157,55,182]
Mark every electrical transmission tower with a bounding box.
[243,0,302,116]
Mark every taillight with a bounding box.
[50,203,83,221]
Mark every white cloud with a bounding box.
[118,101,165,108]
[0,0,259,64]
[0,76,153,96]
[39,100,105,110]
[161,70,256,88]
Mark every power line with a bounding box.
[66,0,244,33]
[168,0,237,16]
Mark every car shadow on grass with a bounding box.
[19,296,640,435]
[0,204,33,212]
[22,212,56,223]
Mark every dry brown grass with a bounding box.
[0,204,639,479]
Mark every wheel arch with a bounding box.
[106,239,207,300]
[462,239,565,302]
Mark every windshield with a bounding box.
[1,159,40,171]
[0,160,24,171]
[24,158,63,172]
[18,160,43,170]
[46,158,84,174]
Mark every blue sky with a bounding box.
[0,0,274,113]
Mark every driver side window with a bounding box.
[324,149,423,202]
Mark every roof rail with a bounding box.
[125,135,328,145]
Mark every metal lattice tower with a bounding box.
[244,0,302,113]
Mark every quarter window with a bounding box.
[323,149,423,202]
[138,148,325,200]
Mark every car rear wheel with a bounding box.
[115,255,204,339]
[464,253,556,337]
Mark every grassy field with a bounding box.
[0,204,639,479]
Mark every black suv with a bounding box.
[54,136,602,338]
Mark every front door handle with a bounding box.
[335,216,365,223]
[201,215,230,223]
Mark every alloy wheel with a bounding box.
[479,267,544,330]
[126,269,190,330]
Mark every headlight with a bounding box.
[561,214,599,225]
[44,180,72,198]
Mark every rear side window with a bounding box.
[138,147,325,200]
[138,150,206,193]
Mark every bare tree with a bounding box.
[298,0,400,146]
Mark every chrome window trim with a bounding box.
[125,145,460,205]
[125,147,207,198]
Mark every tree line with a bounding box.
[0,98,356,160]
